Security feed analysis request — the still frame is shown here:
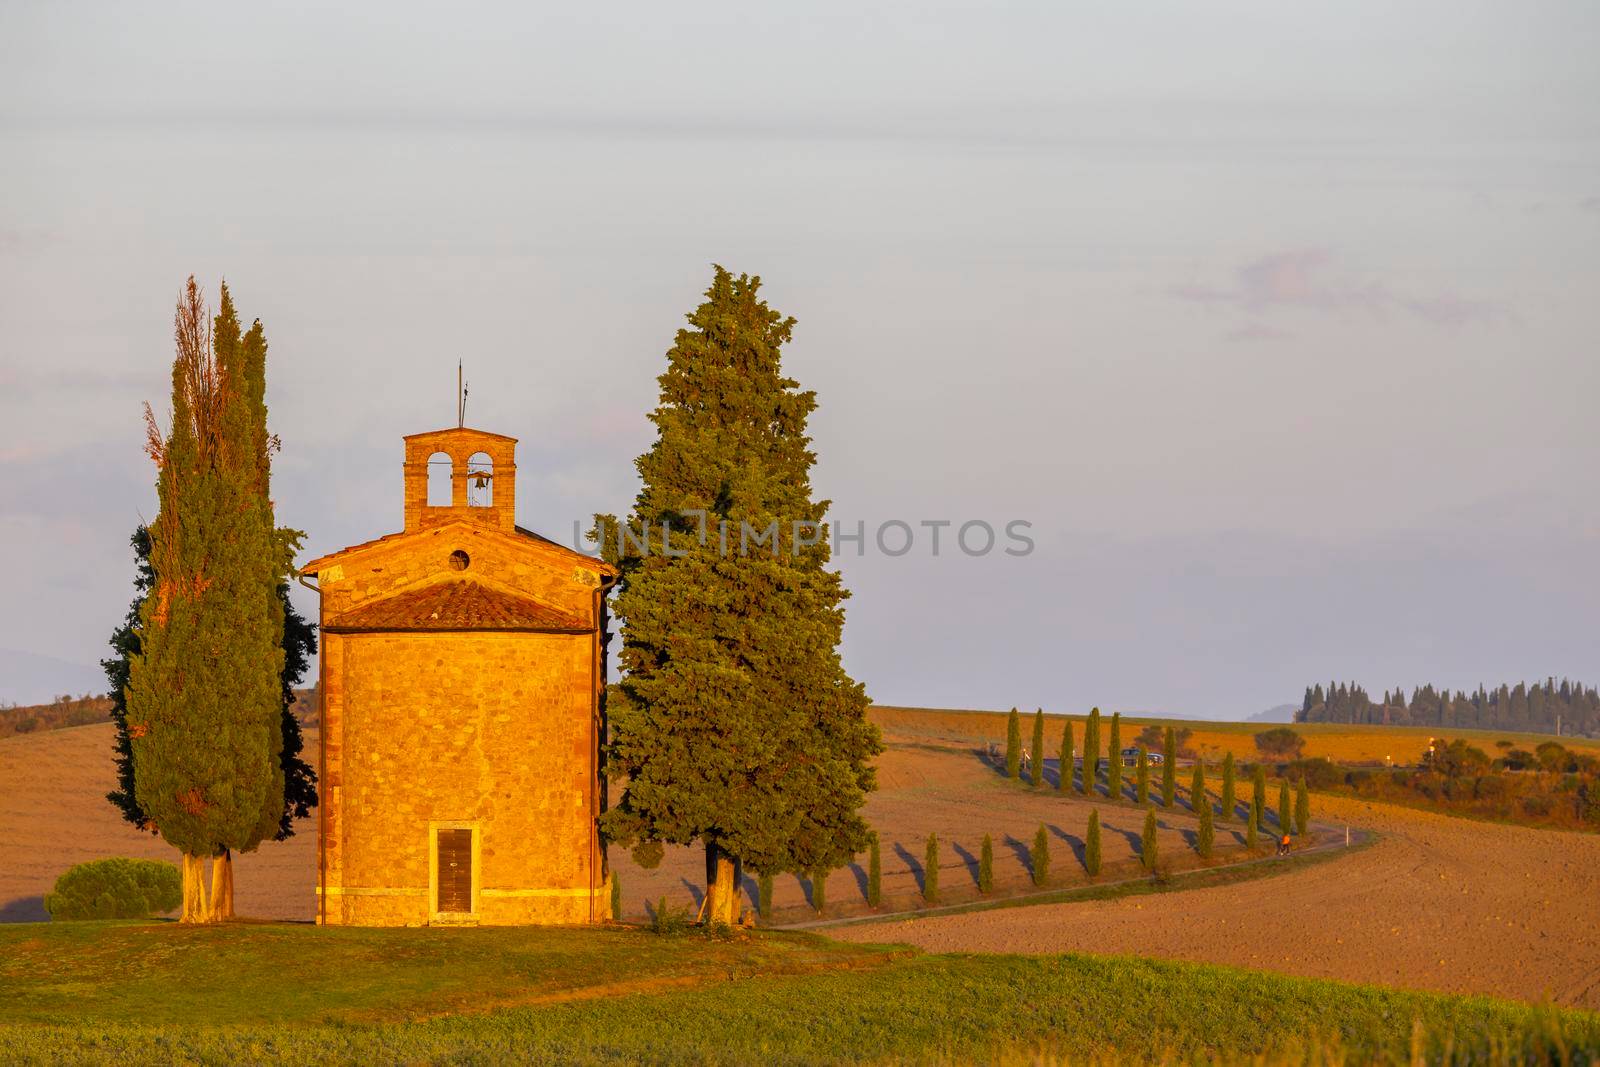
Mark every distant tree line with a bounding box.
[1297,679,1599,736]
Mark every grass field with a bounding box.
[872,705,1600,765]
[1,922,1595,1065]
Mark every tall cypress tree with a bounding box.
[1161,727,1177,808]
[1252,764,1268,828]
[923,833,939,903]
[595,268,880,925]
[1190,761,1206,814]
[1030,709,1046,787]
[1057,718,1075,794]
[108,286,314,920]
[978,834,994,893]
[1295,778,1310,837]
[1141,808,1159,871]
[1197,799,1214,859]
[867,833,882,908]
[1106,712,1123,798]
[126,278,282,922]
[1082,709,1100,796]
[1220,752,1237,822]
[1005,707,1022,779]
[1278,780,1292,833]
[1084,809,1102,876]
[1136,746,1150,805]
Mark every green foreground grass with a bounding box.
[1,922,1595,1065]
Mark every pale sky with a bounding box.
[2,2,1597,715]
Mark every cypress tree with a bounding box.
[1295,779,1310,837]
[1107,712,1123,798]
[758,872,773,919]
[1246,805,1259,851]
[1197,798,1214,859]
[811,869,827,915]
[1190,761,1206,814]
[1031,708,1046,787]
[595,268,881,925]
[1141,809,1159,871]
[1032,824,1050,886]
[1082,709,1100,795]
[978,834,994,893]
[923,833,939,903]
[1057,718,1075,794]
[1252,764,1268,827]
[1005,708,1022,779]
[126,278,283,922]
[1161,727,1177,808]
[867,833,882,908]
[611,871,623,920]
[1278,780,1292,833]
[1085,810,1102,876]
[1136,746,1150,805]
[1220,752,1237,821]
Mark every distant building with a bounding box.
[301,425,616,926]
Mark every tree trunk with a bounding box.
[209,849,234,921]
[703,842,741,926]
[180,852,216,924]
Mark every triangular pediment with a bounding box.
[325,575,590,633]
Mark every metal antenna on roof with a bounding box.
[457,359,468,429]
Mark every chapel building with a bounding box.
[300,426,616,925]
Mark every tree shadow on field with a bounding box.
[740,873,760,910]
[1035,757,1059,790]
[950,842,981,886]
[1103,819,1144,859]
[892,842,925,894]
[1000,834,1034,878]
[678,878,705,908]
[846,862,868,901]
[0,896,46,923]
[1047,824,1085,866]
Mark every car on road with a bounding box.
[1120,746,1163,766]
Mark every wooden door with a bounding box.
[436,828,474,913]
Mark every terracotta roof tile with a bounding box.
[327,581,590,633]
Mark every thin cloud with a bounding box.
[1581,196,1600,213]
[1225,322,1294,343]
[1171,249,1508,329]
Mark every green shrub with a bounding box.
[1470,775,1509,801]
[1522,795,1553,818]
[1031,824,1050,886]
[978,834,994,894]
[651,896,688,935]
[923,833,939,903]
[1284,756,1341,789]
[1245,806,1258,851]
[1084,810,1101,877]
[866,834,881,908]
[44,858,180,921]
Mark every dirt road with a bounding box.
[833,792,1600,1009]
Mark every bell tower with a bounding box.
[402,427,518,533]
